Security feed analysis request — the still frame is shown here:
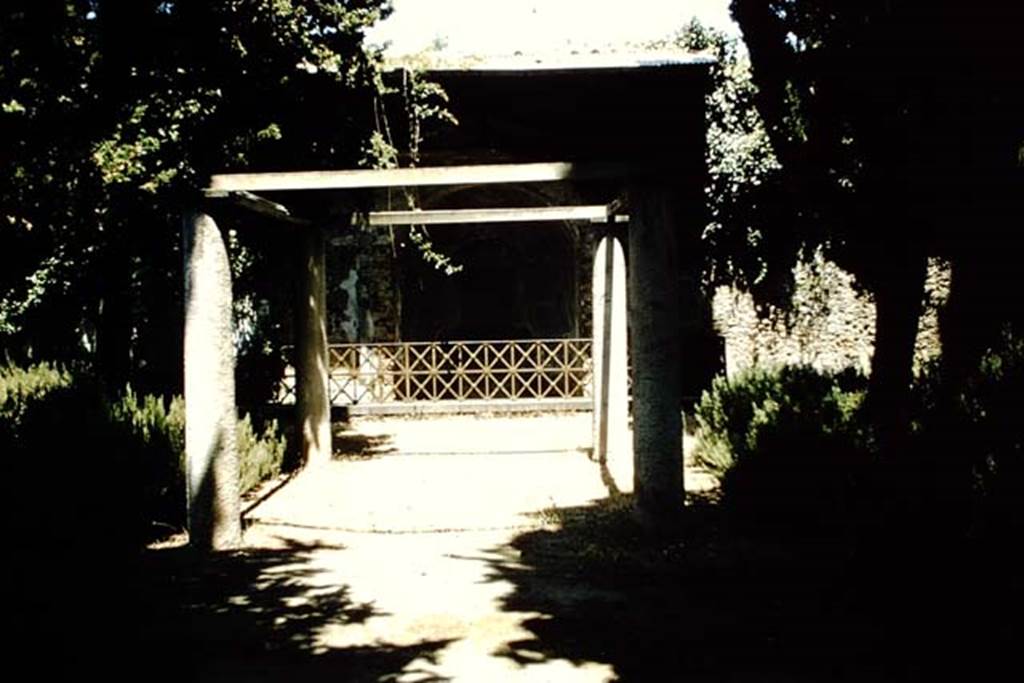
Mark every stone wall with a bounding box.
[323,228,952,388]
[712,251,951,377]
[325,223,401,343]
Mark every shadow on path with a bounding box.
[140,538,453,681]
[485,494,1020,682]
[332,425,397,460]
[15,537,451,681]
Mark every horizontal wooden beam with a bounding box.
[210,190,311,225]
[206,161,646,194]
[365,205,627,226]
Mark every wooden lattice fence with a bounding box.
[276,339,593,412]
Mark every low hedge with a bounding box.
[0,363,287,545]
[692,365,873,536]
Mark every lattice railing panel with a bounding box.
[276,339,593,406]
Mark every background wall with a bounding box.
[712,252,951,377]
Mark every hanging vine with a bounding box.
[361,63,462,275]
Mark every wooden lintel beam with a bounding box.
[365,205,626,226]
[206,161,647,194]
[209,190,311,226]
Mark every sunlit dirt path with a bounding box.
[210,414,712,681]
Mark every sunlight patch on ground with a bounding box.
[308,538,617,681]
[226,414,716,680]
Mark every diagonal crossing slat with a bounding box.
[291,337,599,407]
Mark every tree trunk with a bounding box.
[868,248,927,458]
[929,255,1003,538]
[939,256,1004,390]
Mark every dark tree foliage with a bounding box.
[667,19,793,305]
[1,0,391,394]
[728,1,1024,450]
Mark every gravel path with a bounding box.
[221,414,714,681]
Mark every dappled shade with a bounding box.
[487,493,1019,681]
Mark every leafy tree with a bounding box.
[666,19,790,303]
[725,1,1024,455]
[1,1,391,392]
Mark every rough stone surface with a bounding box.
[712,252,950,377]
[327,223,400,342]
[913,258,952,373]
[296,227,332,465]
[183,211,241,550]
[627,181,684,521]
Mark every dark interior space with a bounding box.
[399,185,582,342]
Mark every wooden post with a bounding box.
[592,232,630,492]
[295,225,332,466]
[627,179,684,527]
[183,211,241,550]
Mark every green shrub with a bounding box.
[692,368,784,477]
[236,413,287,496]
[692,365,873,536]
[110,389,185,454]
[909,330,1024,536]
[111,388,288,524]
[971,335,1024,530]
[0,362,72,444]
[1,363,289,545]
[693,365,870,477]
[109,388,187,532]
[2,373,149,549]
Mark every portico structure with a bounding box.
[183,54,712,548]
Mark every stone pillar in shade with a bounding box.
[183,211,241,550]
[627,180,685,527]
[295,226,332,466]
[592,231,631,493]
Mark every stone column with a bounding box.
[592,231,631,493]
[295,225,332,466]
[627,179,685,527]
[183,211,241,550]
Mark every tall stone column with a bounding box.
[592,231,631,492]
[183,211,241,550]
[295,225,332,466]
[627,179,685,527]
